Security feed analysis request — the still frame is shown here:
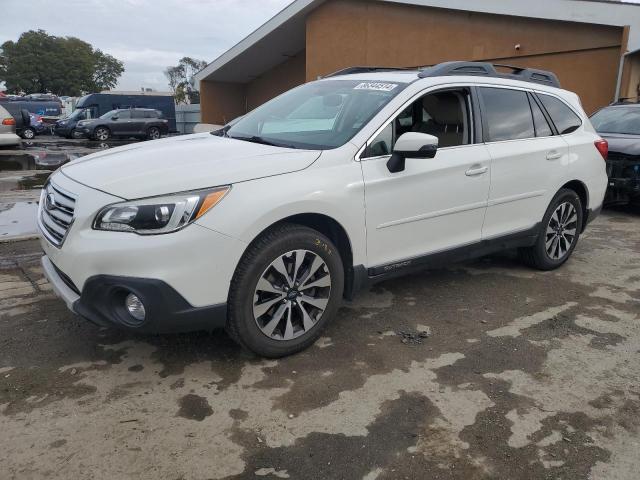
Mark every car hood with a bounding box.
[599,133,640,157]
[61,133,322,199]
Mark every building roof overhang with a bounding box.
[195,0,640,85]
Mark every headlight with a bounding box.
[93,186,230,234]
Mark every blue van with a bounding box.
[54,93,176,138]
[0,100,62,117]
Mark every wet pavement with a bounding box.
[0,208,639,479]
[0,135,141,240]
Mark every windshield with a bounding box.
[225,79,407,150]
[590,106,640,135]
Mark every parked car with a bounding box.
[54,92,176,138]
[1,103,32,140]
[19,113,49,139]
[590,102,640,205]
[75,108,169,140]
[38,61,607,358]
[0,104,21,147]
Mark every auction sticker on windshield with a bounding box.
[354,82,398,92]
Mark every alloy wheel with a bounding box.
[23,128,35,139]
[148,127,160,140]
[95,128,109,141]
[253,249,331,341]
[545,202,577,260]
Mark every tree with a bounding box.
[164,57,208,104]
[0,30,123,96]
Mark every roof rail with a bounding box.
[324,66,417,78]
[418,61,561,88]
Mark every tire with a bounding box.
[93,127,110,141]
[147,126,161,140]
[519,188,583,270]
[21,127,35,140]
[227,223,344,358]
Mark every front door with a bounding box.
[110,110,133,136]
[361,88,492,272]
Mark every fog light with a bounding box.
[125,293,146,322]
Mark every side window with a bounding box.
[363,89,471,157]
[537,94,582,134]
[480,87,535,142]
[131,110,145,119]
[528,94,553,137]
[116,110,131,120]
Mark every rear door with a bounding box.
[479,87,569,239]
[131,110,147,135]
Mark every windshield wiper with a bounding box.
[229,134,294,148]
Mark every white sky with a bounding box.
[1,0,639,92]
[0,0,294,91]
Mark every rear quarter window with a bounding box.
[538,94,582,134]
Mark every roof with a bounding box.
[196,0,640,85]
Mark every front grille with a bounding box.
[38,182,77,247]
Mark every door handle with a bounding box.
[465,166,488,176]
[546,150,562,160]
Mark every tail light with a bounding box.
[2,118,16,126]
[594,139,608,161]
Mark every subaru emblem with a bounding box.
[46,192,56,210]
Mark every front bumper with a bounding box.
[38,171,247,333]
[53,125,72,136]
[42,255,227,333]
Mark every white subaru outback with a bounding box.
[38,62,608,357]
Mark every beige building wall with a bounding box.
[201,0,628,123]
[306,0,625,113]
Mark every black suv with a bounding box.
[590,102,640,205]
[76,108,169,141]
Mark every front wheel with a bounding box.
[227,224,344,358]
[93,127,110,141]
[519,188,583,270]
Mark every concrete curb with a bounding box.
[0,234,39,243]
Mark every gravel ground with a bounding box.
[0,208,638,479]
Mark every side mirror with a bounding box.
[112,116,119,121]
[387,132,438,173]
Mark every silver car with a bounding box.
[0,104,21,147]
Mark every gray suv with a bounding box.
[76,108,170,141]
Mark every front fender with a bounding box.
[195,161,367,266]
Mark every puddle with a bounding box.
[0,151,84,172]
[0,136,142,239]
[0,202,38,238]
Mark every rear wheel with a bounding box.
[21,127,35,139]
[519,188,583,270]
[93,127,110,141]
[227,224,344,358]
[147,126,161,140]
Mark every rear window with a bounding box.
[480,87,535,142]
[590,106,640,135]
[538,94,582,134]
